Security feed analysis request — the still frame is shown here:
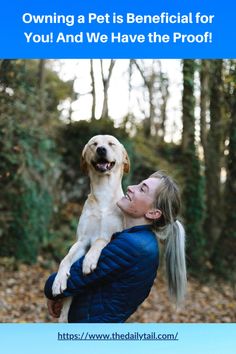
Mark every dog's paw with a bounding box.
[52,270,70,296]
[82,256,98,275]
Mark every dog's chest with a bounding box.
[78,201,124,241]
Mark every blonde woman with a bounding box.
[45,171,187,322]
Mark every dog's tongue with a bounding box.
[97,162,111,171]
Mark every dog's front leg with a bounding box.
[52,240,86,296]
[82,239,109,275]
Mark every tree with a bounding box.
[181,60,205,269]
[158,63,169,142]
[182,60,195,151]
[204,60,224,251]
[100,60,116,120]
[131,59,159,137]
[200,60,210,158]
[90,59,96,120]
[130,59,169,139]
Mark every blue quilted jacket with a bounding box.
[44,225,159,323]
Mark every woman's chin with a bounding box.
[117,197,128,211]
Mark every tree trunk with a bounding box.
[200,60,210,157]
[182,60,195,151]
[181,60,205,269]
[204,60,224,251]
[100,60,116,120]
[90,59,96,120]
[131,60,159,137]
[159,68,169,142]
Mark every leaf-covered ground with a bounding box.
[0,257,235,323]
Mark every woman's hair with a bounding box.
[150,171,187,307]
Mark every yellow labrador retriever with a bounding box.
[52,135,130,322]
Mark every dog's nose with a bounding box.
[96,146,107,157]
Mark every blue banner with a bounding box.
[0,324,236,354]
[0,0,235,58]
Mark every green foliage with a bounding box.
[0,60,73,125]
[0,118,59,263]
[131,135,181,183]
[0,59,66,263]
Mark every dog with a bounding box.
[52,134,130,322]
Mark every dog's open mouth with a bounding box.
[92,159,115,173]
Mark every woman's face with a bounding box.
[117,177,162,218]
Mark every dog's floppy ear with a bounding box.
[80,144,88,174]
[123,147,130,174]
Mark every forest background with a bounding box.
[0,59,235,322]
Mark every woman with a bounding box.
[44,171,187,322]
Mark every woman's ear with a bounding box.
[145,209,162,220]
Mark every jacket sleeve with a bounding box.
[44,234,141,299]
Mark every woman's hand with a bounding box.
[47,298,64,318]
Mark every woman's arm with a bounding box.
[44,234,140,300]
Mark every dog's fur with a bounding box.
[52,135,130,322]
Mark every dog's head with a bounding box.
[81,135,130,175]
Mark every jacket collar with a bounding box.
[112,224,152,240]
[124,224,152,233]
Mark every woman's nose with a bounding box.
[127,185,134,193]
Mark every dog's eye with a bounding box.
[92,142,98,147]
[108,142,115,146]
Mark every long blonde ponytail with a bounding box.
[165,220,187,305]
[150,172,187,306]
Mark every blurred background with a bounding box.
[0,59,235,322]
